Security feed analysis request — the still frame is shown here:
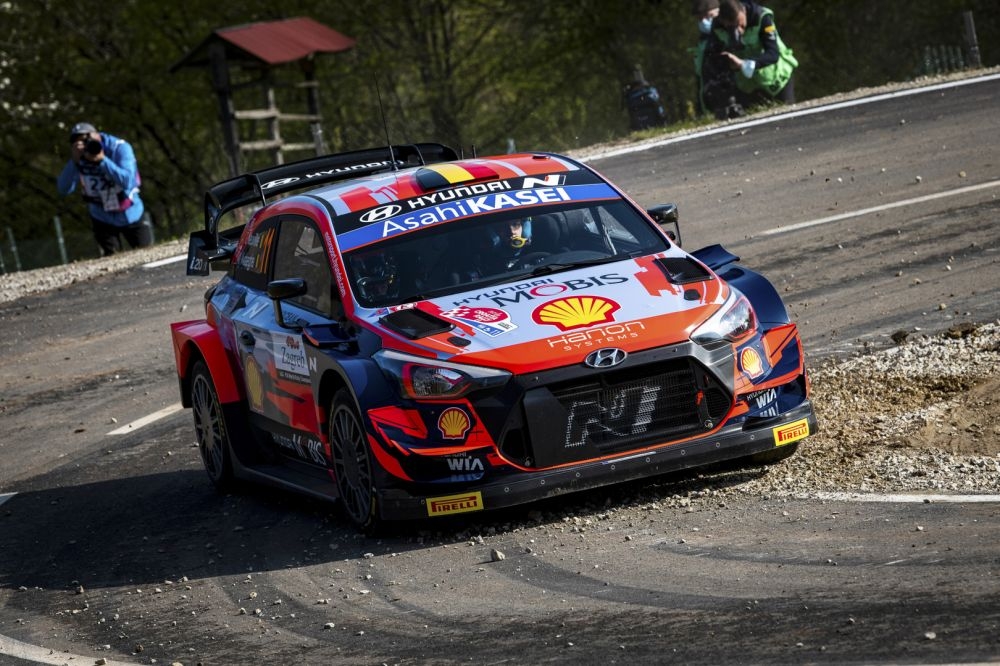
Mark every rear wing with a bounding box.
[186,142,458,276]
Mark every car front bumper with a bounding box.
[376,400,817,522]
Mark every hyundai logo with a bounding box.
[584,348,627,369]
[360,204,402,224]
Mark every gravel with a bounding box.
[0,239,187,305]
[615,322,1000,509]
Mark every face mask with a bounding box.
[699,17,713,34]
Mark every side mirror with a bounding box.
[267,278,308,329]
[647,204,681,247]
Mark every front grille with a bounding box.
[502,358,732,467]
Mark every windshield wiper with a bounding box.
[398,272,525,303]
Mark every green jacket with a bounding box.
[713,6,797,96]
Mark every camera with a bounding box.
[84,138,103,156]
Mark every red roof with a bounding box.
[172,17,355,70]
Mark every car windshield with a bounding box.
[344,200,670,309]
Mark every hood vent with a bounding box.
[654,257,712,285]
[380,307,454,340]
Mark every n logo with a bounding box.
[523,175,566,188]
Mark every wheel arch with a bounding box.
[171,321,244,408]
[317,369,351,438]
[691,244,791,326]
[718,265,791,326]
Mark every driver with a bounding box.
[350,249,398,302]
[446,216,535,284]
[490,216,533,270]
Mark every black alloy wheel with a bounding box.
[190,360,234,489]
[329,388,377,531]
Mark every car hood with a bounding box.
[366,253,729,374]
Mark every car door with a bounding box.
[231,215,339,467]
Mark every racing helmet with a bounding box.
[351,249,398,301]
[505,216,532,249]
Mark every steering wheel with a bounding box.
[514,251,551,268]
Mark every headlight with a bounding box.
[691,289,756,344]
[374,349,511,400]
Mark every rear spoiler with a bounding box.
[186,142,459,276]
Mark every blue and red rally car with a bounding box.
[170,143,816,531]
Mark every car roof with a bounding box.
[190,145,622,276]
[304,153,620,253]
[309,152,585,217]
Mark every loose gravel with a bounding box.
[0,239,187,305]
[743,321,1000,498]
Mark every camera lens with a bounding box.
[84,138,102,155]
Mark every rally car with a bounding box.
[170,142,816,531]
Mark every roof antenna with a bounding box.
[374,75,398,172]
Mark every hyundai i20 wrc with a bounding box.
[170,143,817,531]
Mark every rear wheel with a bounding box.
[190,360,235,490]
[329,388,378,531]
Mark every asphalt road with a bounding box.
[1,75,998,666]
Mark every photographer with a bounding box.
[705,0,797,114]
[690,0,738,118]
[57,122,151,255]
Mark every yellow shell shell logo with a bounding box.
[245,355,264,411]
[531,296,620,331]
[740,347,764,378]
[438,407,471,440]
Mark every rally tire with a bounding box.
[190,360,235,490]
[329,388,378,532]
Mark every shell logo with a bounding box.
[531,296,620,331]
[740,346,764,378]
[438,407,471,440]
[245,355,264,411]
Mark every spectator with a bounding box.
[690,0,732,117]
[622,65,667,131]
[57,122,152,255]
[707,0,798,113]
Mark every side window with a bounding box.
[231,218,279,291]
[272,217,337,318]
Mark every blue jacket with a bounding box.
[57,132,144,226]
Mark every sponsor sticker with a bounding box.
[337,183,617,251]
[746,387,779,417]
[274,333,309,378]
[451,273,627,308]
[773,418,809,447]
[546,320,645,350]
[440,306,517,336]
[740,346,764,378]
[531,295,620,331]
[438,407,472,440]
[426,491,484,516]
[245,356,264,412]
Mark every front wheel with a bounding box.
[329,388,378,532]
[190,359,235,490]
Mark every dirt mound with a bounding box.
[735,322,1000,497]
